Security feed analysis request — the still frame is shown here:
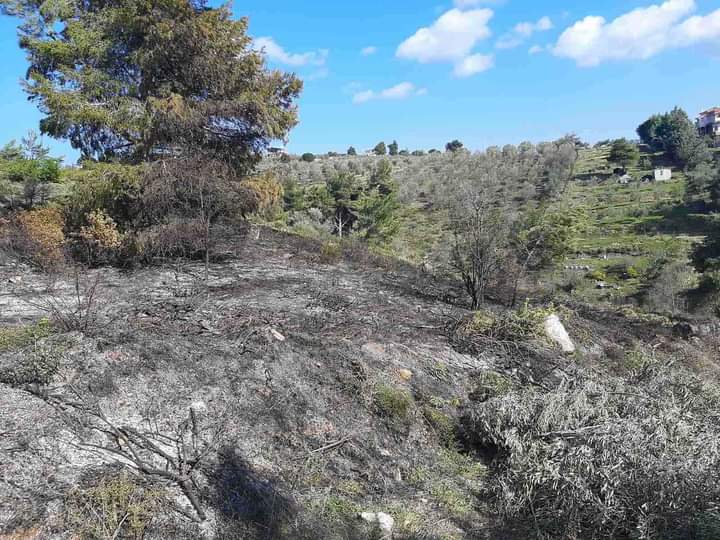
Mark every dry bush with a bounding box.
[63,473,163,540]
[72,210,124,265]
[123,219,209,264]
[242,171,284,217]
[461,365,720,539]
[16,269,106,334]
[0,207,66,269]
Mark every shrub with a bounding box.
[319,240,342,263]
[73,210,124,265]
[64,474,163,540]
[587,269,607,281]
[124,219,208,264]
[373,384,413,421]
[462,368,720,539]
[63,163,142,230]
[469,371,513,402]
[0,342,61,386]
[422,406,456,446]
[1,207,66,268]
[242,172,284,217]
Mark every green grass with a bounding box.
[0,319,54,352]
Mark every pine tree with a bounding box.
[1,0,302,171]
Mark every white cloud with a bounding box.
[361,46,378,56]
[454,0,503,6]
[553,0,720,66]
[254,37,328,67]
[453,53,495,77]
[396,8,494,63]
[528,44,545,55]
[496,16,553,49]
[352,82,427,104]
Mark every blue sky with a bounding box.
[0,0,719,161]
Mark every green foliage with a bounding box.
[373,142,386,156]
[356,160,400,241]
[685,161,720,207]
[462,303,554,343]
[319,240,342,263]
[0,131,61,208]
[347,146,357,156]
[63,163,142,229]
[1,0,301,169]
[422,406,457,446]
[445,140,464,153]
[301,153,316,163]
[64,474,163,540]
[637,108,711,169]
[373,384,413,421]
[608,138,640,169]
[0,341,61,387]
[470,371,513,402]
[388,140,399,156]
[0,319,53,353]
[514,207,580,270]
[430,483,473,518]
[282,177,305,211]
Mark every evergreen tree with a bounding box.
[373,142,387,155]
[388,140,399,156]
[446,140,464,153]
[347,146,357,156]
[609,138,640,169]
[0,0,301,170]
[637,108,711,169]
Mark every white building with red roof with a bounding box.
[697,107,720,136]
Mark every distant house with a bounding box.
[697,108,720,137]
[654,168,672,182]
[267,147,287,156]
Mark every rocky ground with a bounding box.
[1,229,717,539]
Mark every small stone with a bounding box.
[397,369,413,381]
[269,328,285,342]
[360,512,395,535]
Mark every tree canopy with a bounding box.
[609,138,640,169]
[637,108,711,169]
[0,0,302,171]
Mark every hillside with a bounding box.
[2,228,720,539]
[265,143,714,311]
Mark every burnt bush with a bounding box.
[0,207,66,269]
[461,365,720,539]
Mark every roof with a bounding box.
[700,107,720,116]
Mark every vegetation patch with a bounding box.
[0,319,53,353]
[0,342,62,387]
[63,474,163,540]
[373,384,413,422]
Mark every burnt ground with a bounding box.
[0,230,492,539]
[1,229,717,539]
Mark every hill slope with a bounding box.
[1,229,718,539]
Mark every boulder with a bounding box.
[544,314,575,353]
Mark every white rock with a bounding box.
[269,328,285,342]
[544,314,575,354]
[360,512,395,535]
